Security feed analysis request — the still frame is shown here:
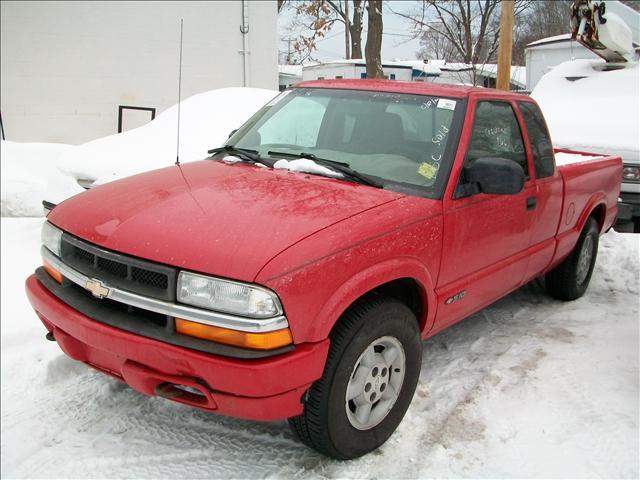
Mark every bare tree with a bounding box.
[349,0,365,58]
[365,0,384,78]
[512,0,572,64]
[418,26,460,61]
[283,1,366,62]
[619,0,640,12]
[393,0,530,84]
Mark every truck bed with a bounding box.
[553,147,621,265]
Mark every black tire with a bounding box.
[288,297,422,459]
[546,217,599,301]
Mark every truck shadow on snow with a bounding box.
[42,278,581,476]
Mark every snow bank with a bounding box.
[532,59,640,162]
[45,87,277,204]
[0,141,73,217]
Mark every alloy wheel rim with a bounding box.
[345,335,406,430]
[576,235,594,285]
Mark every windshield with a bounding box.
[228,88,464,197]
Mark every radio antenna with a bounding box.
[175,18,184,166]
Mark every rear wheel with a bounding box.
[546,217,599,301]
[288,298,422,459]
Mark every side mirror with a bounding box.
[463,157,525,195]
[228,129,238,139]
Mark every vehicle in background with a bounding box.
[43,87,278,210]
[533,0,639,232]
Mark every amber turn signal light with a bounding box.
[175,319,293,350]
[43,260,63,284]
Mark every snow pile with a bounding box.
[555,151,602,166]
[273,158,344,178]
[1,218,638,477]
[2,88,277,214]
[46,87,277,204]
[532,59,640,162]
[0,141,72,217]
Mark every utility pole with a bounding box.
[496,0,515,91]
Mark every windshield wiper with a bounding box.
[267,151,383,188]
[208,145,275,168]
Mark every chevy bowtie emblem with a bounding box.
[85,279,110,299]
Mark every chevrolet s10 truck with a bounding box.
[26,80,621,459]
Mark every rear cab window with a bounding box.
[518,101,556,179]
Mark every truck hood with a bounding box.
[48,161,403,282]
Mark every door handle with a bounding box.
[526,196,537,211]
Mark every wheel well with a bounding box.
[340,278,424,330]
[589,203,606,231]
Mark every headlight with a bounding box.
[177,272,283,318]
[42,222,63,256]
[622,165,640,182]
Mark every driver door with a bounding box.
[435,98,536,330]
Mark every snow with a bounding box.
[1,88,277,215]
[278,64,304,77]
[532,59,640,163]
[555,151,603,166]
[0,141,72,217]
[526,33,572,48]
[46,87,277,202]
[1,217,638,477]
[273,158,344,178]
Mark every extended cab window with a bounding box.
[519,102,555,179]
[466,101,528,176]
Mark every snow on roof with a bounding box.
[278,64,303,77]
[526,33,573,48]
[303,59,414,70]
[439,62,475,72]
[475,64,527,87]
[302,59,525,85]
[397,60,442,75]
[532,59,639,161]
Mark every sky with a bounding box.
[278,1,423,63]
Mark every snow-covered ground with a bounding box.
[0,142,73,217]
[1,217,638,478]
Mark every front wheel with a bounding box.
[546,217,599,301]
[289,298,422,459]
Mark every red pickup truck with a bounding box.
[26,80,621,459]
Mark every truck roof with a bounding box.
[294,78,525,99]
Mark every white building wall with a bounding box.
[0,1,278,144]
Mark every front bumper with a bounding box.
[26,274,329,421]
[616,191,640,222]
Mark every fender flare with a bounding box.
[305,257,437,342]
[575,192,607,233]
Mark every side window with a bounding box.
[467,101,528,176]
[519,102,555,178]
